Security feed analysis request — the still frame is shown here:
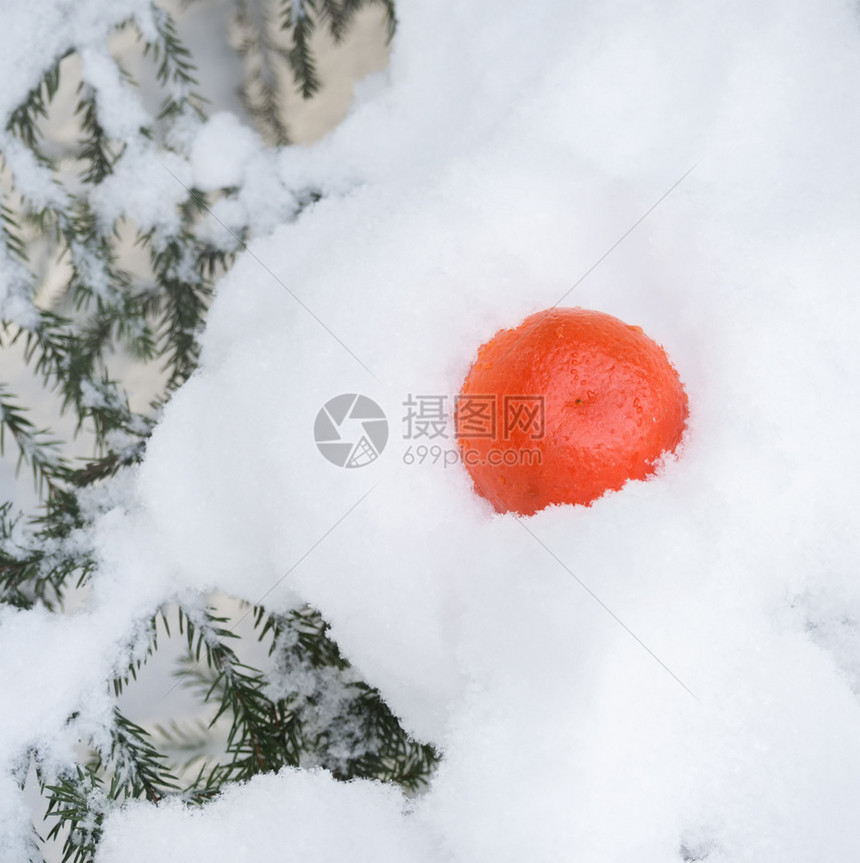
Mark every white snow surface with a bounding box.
[0,0,150,123]
[2,0,860,860]
[190,111,263,192]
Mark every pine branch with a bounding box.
[174,601,440,794]
[263,605,439,791]
[74,90,117,184]
[0,503,42,608]
[317,0,350,43]
[52,204,158,369]
[43,766,105,863]
[102,709,179,803]
[168,602,295,790]
[339,0,397,43]
[5,54,68,151]
[68,437,148,488]
[281,0,323,100]
[139,8,207,126]
[0,487,98,610]
[0,384,68,493]
[233,0,292,145]
[144,8,199,91]
[41,708,178,863]
[112,614,161,697]
[1,200,30,264]
[11,298,153,456]
[144,231,213,391]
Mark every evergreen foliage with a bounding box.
[233,0,396,143]
[0,4,438,861]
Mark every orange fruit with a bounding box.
[456,307,688,516]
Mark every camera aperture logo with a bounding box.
[314,394,389,468]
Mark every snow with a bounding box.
[4,0,860,860]
[90,144,192,235]
[190,112,263,192]
[79,46,150,142]
[0,136,69,211]
[0,0,150,124]
[94,768,434,863]
[0,0,156,322]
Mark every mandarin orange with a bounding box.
[456,308,688,515]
